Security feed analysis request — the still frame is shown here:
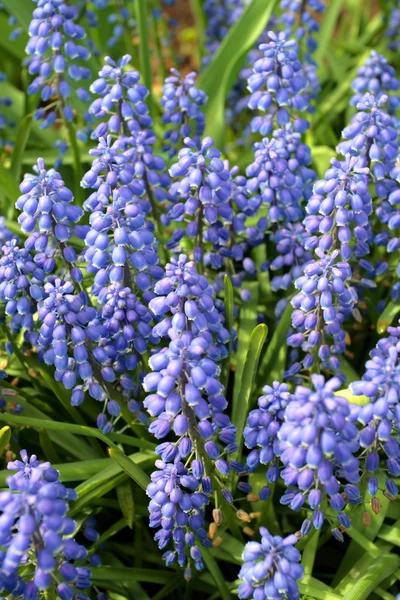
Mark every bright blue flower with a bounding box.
[25,0,91,128]
[247,31,309,136]
[0,450,95,599]
[351,327,400,498]
[238,527,303,600]
[143,255,235,569]
[350,51,400,114]
[161,69,207,158]
[279,375,360,531]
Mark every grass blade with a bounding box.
[199,0,278,148]
[377,301,400,334]
[221,274,234,389]
[109,448,151,490]
[201,548,233,600]
[134,0,153,117]
[341,554,400,600]
[232,324,267,461]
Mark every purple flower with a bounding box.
[238,527,303,600]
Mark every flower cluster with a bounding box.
[247,31,309,136]
[144,255,235,570]
[161,69,207,158]
[82,135,163,294]
[203,0,244,65]
[0,451,95,599]
[350,51,400,114]
[26,0,91,128]
[17,158,83,263]
[244,382,292,498]
[238,528,304,600]
[89,54,152,139]
[351,326,400,499]
[278,375,360,535]
[165,137,233,267]
[0,240,44,336]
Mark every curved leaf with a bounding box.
[199,0,278,148]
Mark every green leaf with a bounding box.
[233,281,259,407]
[340,356,360,385]
[0,165,20,205]
[134,0,153,117]
[377,301,400,334]
[232,324,267,461]
[91,567,172,585]
[314,0,346,73]
[336,388,369,406]
[10,114,33,182]
[199,0,278,148]
[1,0,32,31]
[0,412,120,450]
[340,554,400,600]
[0,426,11,455]
[298,582,341,600]
[201,548,233,600]
[257,300,292,388]
[117,481,135,528]
[109,448,151,490]
[221,274,234,389]
[39,429,61,464]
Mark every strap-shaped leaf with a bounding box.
[232,323,267,461]
[199,0,278,148]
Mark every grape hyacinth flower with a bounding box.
[89,56,170,221]
[0,240,45,335]
[203,0,244,65]
[238,527,304,600]
[278,375,360,535]
[26,0,91,128]
[287,248,357,376]
[17,159,83,266]
[166,137,234,269]
[350,51,400,114]
[0,450,95,599]
[351,326,400,500]
[161,69,207,158]
[385,3,400,51]
[270,222,313,291]
[244,382,292,499]
[246,124,316,223]
[338,94,398,176]
[143,255,235,569]
[304,154,372,260]
[247,31,309,136]
[89,54,152,139]
[82,135,163,295]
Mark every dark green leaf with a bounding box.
[109,448,151,490]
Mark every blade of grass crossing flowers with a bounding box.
[199,0,278,148]
[232,324,267,462]
[109,448,151,490]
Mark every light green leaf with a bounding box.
[340,554,400,600]
[134,0,153,117]
[109,448,151,490]
[257,300,292,388]
[232,324,267,461]
[199,0,278,148]
[1,0,32,32]
[336,388,369,406]
[377,301,400,334]
[117,481,135,529]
